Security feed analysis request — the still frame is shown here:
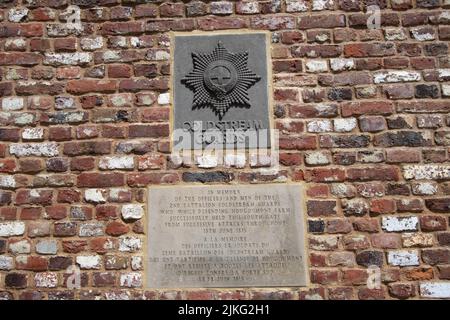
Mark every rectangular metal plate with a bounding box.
[146,184,308,288]
[172,32,272,150]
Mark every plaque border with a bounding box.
[144,182,310,289]
[169,30,275,153]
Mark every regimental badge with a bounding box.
[181,41,261,120]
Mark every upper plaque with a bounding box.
[146,184,308,288]
[172,32,272,150]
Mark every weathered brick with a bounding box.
[422,249,450,265]
[77,173,125,188]
[420,215,447,232]
[63,141,111,156]
[347,166,399,181]
[250,16,295,30]
[374,131,432,147]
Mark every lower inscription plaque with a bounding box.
[146,184,308,288]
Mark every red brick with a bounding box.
[342,269,368,285]
[136,4,158,18]
[49,127,72,141]
[358,288,386,300]
[279,153,303,166]
[77,173,125,188]
[279,136,317,150]
[96,205,118,220]
[57,189,81,204]
[119,78,168,92]
[311,270,339,284]
[16,190,53,206]
[63,141,111,156]
[62,240,87,253]
[307,200,337,217]
[403,267,434,281]
[0,207,17,220]
[327,219,352,234]
[310,253,327,267]
[344,43,396,57]
[55,67,81,80]
[141,108,170,122]
[250,16,295,30]
[347,166,399,181]
[341,101,394,117]
[0,128,20,142]
[146,19,195,32]
[90,238,117,254]
[127,173,179,187]
[281,31,304,44]
[297,14,346,29]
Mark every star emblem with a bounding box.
[181,41,261,120]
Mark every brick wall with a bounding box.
[0,0,449,300]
